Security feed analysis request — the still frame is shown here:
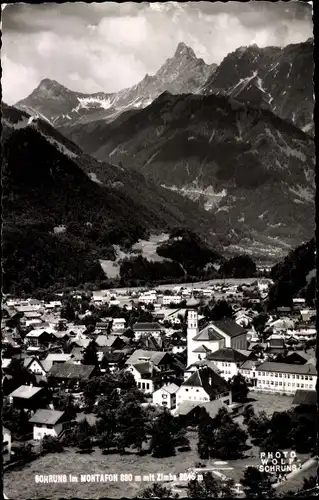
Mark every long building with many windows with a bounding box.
[239,361,317,394]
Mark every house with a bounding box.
[95,321,110,333]
[9,385,45,410]
[125,350,175,372]
[48,363,98,386]
[152,383,179,410]
[24,329,55,348]
[23,357,48,376]
[128,362,161,394]
[100,351,127,373]
[292,298,306,310]
[175,399,227,426]
[277,306,292,315]
[176,367,231,408]
[207,348,248,380]
[112,318,126,331]
[285,351,312,365]
[3,426,12,460]
[95,335,125,350]
[42,353,72,372]
[162,295,182,306]
[133,322,163,339]
[183,359,221,381]
[239,361,317,394]
[29,409,72,440]
[292,323,316,342]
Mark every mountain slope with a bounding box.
[202,39,314,134]
[1,104,215,293]
[58,92,315,259]
[16,42,216,127]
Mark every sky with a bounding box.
[1,1,313,104]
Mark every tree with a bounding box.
[188,472,235,498]
[220,255,257,278]
[82,339,98,366]
[212,420,248,459]
[247,411,270,445]
[78,436,93,453]
[210,300,233,320]
[197,408,214,459]
[240,466,276,498]
[139,483,178,498]
[42,435,64,453]
[150,410,176,458]
[252,313,269,337]
[229,373,249,402]
[243,404,255,426]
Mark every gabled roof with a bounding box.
[9,385,43,399]
[207,347,248,363]
[29,409,65,425]
[133,322,162,331]
[211,319,247,338]
[125,349,169,366]
[48,362,96,380]
[292,390,317,406]
[193,326,224,342]
[186,360,220,373]
[96,335,123,347]
[176,399,226,419]
[193,345,212,353]
[182,367,228,397]
[160,383,179,394]
[256,361,317,375]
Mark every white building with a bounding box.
[29,409,71,440]
[162,295,182,306]
[112,318,126,331]
[206,348,248,381]
[186,297,247,366]
[176,367,231,408]
[152,383,179,410]
[239,361,317,394]
[138,293,157,305]
[24,357,48,376]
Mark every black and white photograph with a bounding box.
[1,1,316,498]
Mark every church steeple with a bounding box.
[186,292,199,367]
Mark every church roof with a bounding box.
[211,319,247,338]
[193,326,224,342]
[207,347,248,363]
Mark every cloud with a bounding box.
[1,1,313,104]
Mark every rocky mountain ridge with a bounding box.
[16,42,216,127]
[202,38,314,134]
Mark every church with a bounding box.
[186,297,248,367]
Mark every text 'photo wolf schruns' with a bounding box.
[1,1,316,499]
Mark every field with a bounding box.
[245,391,295,416]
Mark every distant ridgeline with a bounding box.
[267,238,316,309]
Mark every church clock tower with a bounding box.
[186,296,199,367]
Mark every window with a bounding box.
[287,374,290,379]
[301,384,304,388]
[196,389,199,392]
[258,372,261,376]
[300,375,304,380]
[262,372,265,376]
[297,384,300,388]
[288,383,291,387]
[185,388,189,392]
[279,382,282,386]
[279,373,282,378]
[275,373,278,377]
[275,381,278,386]
[305,376,308,380]
[309,377,313,381]
[296,375,300,379]
[146,383,150,390]
[162,393,167,399]
[142,383,145,389]
[271,381,274,385]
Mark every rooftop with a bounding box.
[211,319,247,338]
[193,326,224,342]
[292,390,317,406]
[133,322,162,331]
[48,363,96,380]
[207,347,248,363]
[182,367,228,397]
[9,385,43,399]
[257,361,317,375]
[29,409,65,425]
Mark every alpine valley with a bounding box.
[7,39,315,289]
